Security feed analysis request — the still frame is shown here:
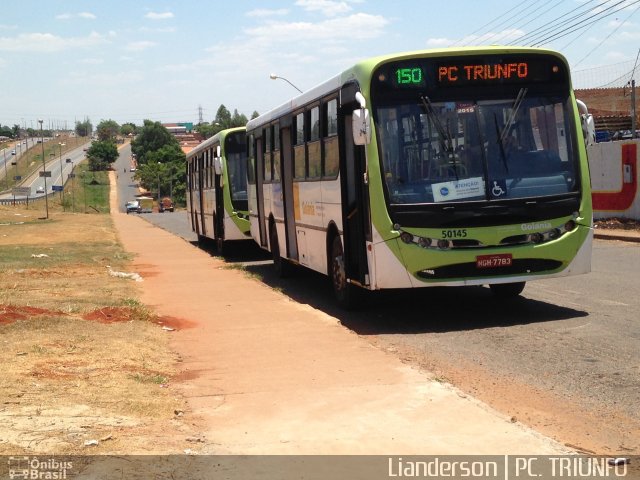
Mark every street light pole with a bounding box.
[3,148,7,191]
[66,158,75,213]
[39,119,49,219]
[58,142,65,202]
[269,73,303,93]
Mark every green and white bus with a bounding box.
[246,47,593,307]
[186,127,250,252]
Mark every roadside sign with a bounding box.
[39,171,52,177]
[52,185,63,192]
[12,187,31,196]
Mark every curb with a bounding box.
[594,232,640,243]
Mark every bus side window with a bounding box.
[264,127,272,182]
[247,133,256,185]
[308,106,321,179]
[294,112,306,180]
[323,98,339,178]
[272,123,281,182]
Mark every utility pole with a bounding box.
[632,79,637,139]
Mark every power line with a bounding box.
[488,0,564,45]
[471,0,550,45]
[450,0,532,46]
[571,3,640,68]
[508,0,604,46]
[530,0,640,46]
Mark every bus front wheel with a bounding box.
[270,225,292,278]
[489,281,526,298]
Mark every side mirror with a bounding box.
[352,91,371,145]
[352,108,371,146]
[214,157,223,175]
[213,145,223,175]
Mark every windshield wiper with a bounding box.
[420,95,458,180]
[499,87,528,143]
[494,87,528,174]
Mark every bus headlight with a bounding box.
[437,239,450,250]
[530,232,544,244]
[564,220,576,232]
[400,232,414,244]
[418,237,432,248]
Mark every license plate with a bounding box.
[476,253,513,269]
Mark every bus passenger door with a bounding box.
[199,155,207,237]
[341,114,370,287]
[214,169,224,241]
[280,127,299,261]
[255,137,268,247]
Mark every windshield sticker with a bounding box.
[490,179,507,198]
[456,102,475,114]
[433,177,485,202]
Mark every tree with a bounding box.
[0,125,13,138]
[96,119,120,142]
[130,120,181,164]
[230,109,248,128]
[194,122,216,140]
[12,124,20,138]
[214,105,232,128]
[120,123,137,137]
[86,140,118,171]
[251,111,260,120]
[75,119,93,137]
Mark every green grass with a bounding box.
[63,164,110,213]
[0,241,122,271]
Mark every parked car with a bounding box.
[36,186,45,194]
[125,200,141,214]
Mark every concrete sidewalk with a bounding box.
[108,173,571,455]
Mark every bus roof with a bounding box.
[186,126,245,160]
[246,46,567,131]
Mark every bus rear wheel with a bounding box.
[489,281,526,298]
[330,236,359,309]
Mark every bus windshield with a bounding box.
[225,132,248,207]
[375,93,578,205]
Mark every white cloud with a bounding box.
[246,8,289,17]
[0,31,109,52]
[140,26,177,33]
[55,12,96,20]
[245,13,388,42]
[125,41,157,52]
[79,58,104,65]
[429,29,526,48]
[295,0,352,17]
[145,12,174,20]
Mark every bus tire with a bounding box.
[270,225,292,278]
[489,281,526,298]
[330,236,359,309]
[215,237,224,255]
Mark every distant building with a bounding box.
[162,122,201,154]
[575,87,639,136]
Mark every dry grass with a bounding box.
[0,205,187,454]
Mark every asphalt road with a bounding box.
[119,144,639,453]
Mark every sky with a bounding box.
[1,0,639,129]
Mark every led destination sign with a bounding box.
[438,62,530,84]
[381,56,564,91]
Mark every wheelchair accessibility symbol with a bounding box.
[491,180,506,198]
